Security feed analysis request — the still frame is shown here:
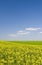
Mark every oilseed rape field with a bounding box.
[0,41,42,65]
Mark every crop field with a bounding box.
[0,41,42,65]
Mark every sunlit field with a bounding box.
[0,41,42,65]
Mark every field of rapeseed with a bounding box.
[0,41,42,65]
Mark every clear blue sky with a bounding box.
[0,0,42,40]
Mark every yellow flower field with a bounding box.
[0,41,42,65]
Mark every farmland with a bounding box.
[0,41,42,65]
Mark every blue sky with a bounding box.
[0,0,42,40]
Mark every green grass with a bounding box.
[0,41,42,45]
[6,41,42,45]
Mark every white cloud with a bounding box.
[9,34,17,37]
[17,30,23,33]
[40,32,42,34]
[8,31,30,37]
[17,30,30,35]
[25,27,41,31]
[8,27,41,38]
